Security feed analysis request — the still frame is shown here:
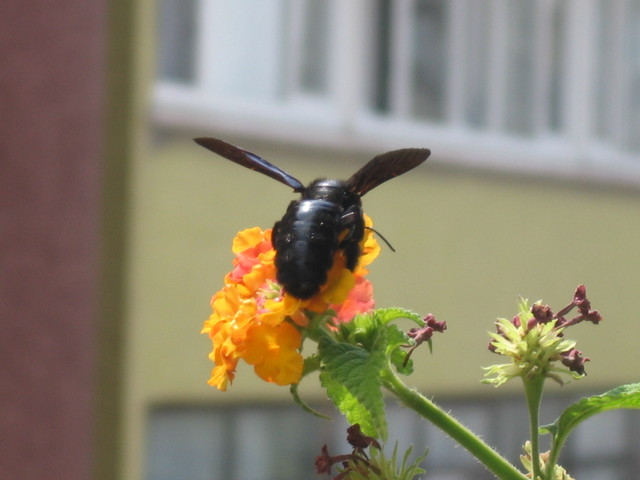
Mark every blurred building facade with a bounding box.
[1,3,106,480]
[5,2,640,480]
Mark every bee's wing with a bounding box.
[194,137,306,193]
[346,148,431,196]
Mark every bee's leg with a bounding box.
[272,220,281,244]
[339,206,365,270]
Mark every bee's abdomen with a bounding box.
[273,200,341,299]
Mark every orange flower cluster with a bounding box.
[202,216,380,391]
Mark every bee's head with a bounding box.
[305,179,361,208]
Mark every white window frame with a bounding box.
[153,0,640,184]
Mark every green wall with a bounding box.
[128,135,640,394]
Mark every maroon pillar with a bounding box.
[0,2,106,479]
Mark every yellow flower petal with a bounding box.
[232,226,265,253]
[250,322,304,385]
[254,347,304,386]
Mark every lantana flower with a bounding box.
[483,285,600,387]
[202,215,380,391]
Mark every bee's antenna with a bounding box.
[365,226,396,252]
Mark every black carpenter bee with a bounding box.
[195,137,430,299]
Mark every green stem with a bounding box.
[545,429,567,480]
[522,376,545,480]
[544,440,562,480]
[381,368,527,480]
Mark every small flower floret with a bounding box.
[407,314,447,345]
[560,348,589,376]
[520,441,575,480]
[315,424,382,479]
[403,313,446,365]
[346,423,382,451]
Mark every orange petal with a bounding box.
[232,226,266,254]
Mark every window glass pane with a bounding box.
[571,465,625,480]
[157,0,197,84]
[502,0,538,135]
[206,0,287,100]
[460,1,491,128]
[147,405,341,480]
[487,398,531,461]
[299,0,330,95]
[593,0,617,143]
[623,2,640,153]
[573,410,625,457]
[589,0,640,154]
[146,408,227,480]
[369,0,392,113]
[412,0,447,121]
[271,408,326,478]
[233,408,275,479]
[547,1,565,134]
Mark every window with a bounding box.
[146,396,640,480]
[154,0,640,180]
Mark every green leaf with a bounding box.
[334,308,416,348]
[343,311,381,350]
[374,307,424,326]
[301,354,321,376]
[314,307,425,438]
[318,339,387,439]
[542,383,640,441]
[386,323,414,375]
